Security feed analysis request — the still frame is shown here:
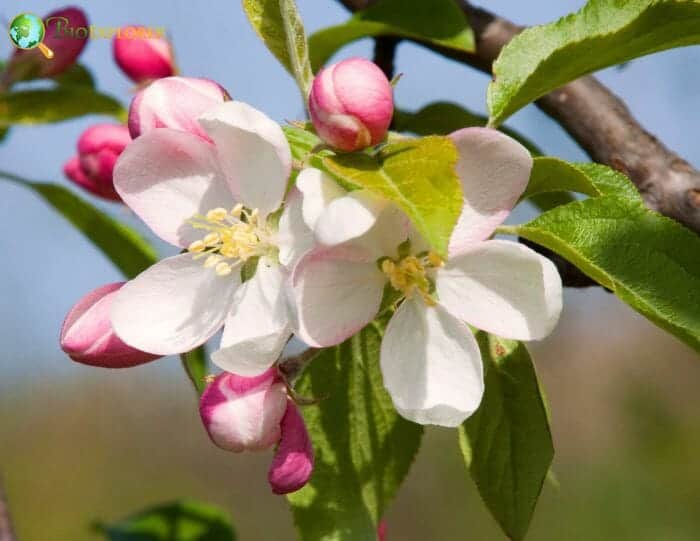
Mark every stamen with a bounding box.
[381,251,443,305]
[187,206,275,276]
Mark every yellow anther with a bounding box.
[427,252,444,268]
[381,259,395,274]
[206,207,228,221]
[188,240,205,253]
[231,203,244,218]
[215,262,232,276]
[203,232,220,246]
[382,254,435,305]
[204,254,222,268]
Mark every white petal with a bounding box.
[380,298,484,427]
[211,261,292,376]
[436,240,562,340]
[315,190,386,246]
[276,188,315,269]
[296,168,347,230]
[111,253,239,355]
[292,245,385,347]
[199,101,291,217]
[114,128,232,248]
[449,128,532,255]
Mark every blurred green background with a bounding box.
[1,1,699,539]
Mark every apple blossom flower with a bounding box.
[200,368,314,494]
[110,100,312,376]
[4,7,88,83]
[309,57,393,152]
[113,26,175,83]
[292,128,563,427]
[63,123,132,201]
[128,76,231,140]
[60,282,161,368]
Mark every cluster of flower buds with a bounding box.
[200,369,314,494]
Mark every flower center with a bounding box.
[187,205,272,276]
[381,252,443,306]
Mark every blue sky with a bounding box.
[1,0,698,381]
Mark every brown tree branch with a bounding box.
[0,478,17,541]
[335,0,700,233]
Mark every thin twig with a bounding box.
[0,478,17,541]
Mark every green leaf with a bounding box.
[459,333,553,541]
[508,196,700,353]
[0,87,126,126]
[522,157,641,202]
[96,500,236,541]
[1,171,156,279]
[283,124,321,162]
[52,63,96,88]
[308,0,474,71]
[180,346,209,396]
[242,0,314,96]
[288,321,423,541]
[322,135,462,257]
[488,0,700,125]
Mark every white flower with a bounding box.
[110,101,312,376]
[292,128,563,427]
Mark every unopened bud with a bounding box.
[113,26,175,84]
[308,57,393,152]
[60,283,161,368]
[199,369,288,453]
[4,7,89,83]
[63,123,132,201]
[268,400,314,494]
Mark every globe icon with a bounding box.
[9,13,45,50]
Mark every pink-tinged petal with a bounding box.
[292,245,385,347]
[111,253,240,355]
[199,101,291,217]
[436,239,563,340]
[212,261,292,376]
[77,123,132,154]
[200,369,288,452]
[276,188,315,269]
[268,400,314,494]
[448,128,532,255]
[128,76,231,140]
[113,128,232,247]
[60,282,160,368]
[63,155,100,195]
[113,26,174,83]
[381,298,484,427]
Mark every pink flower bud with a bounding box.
[5,7,89,82]
[112,26,175,83]
[268,400,314,494]
[128,76,231,140]
[309,57,393,152]
[200,369,288,453]
[60,283,161,368]
[63,123,131,201]
[377,520,387,541]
